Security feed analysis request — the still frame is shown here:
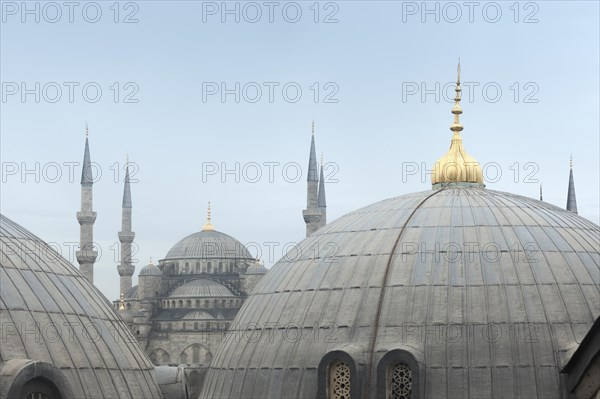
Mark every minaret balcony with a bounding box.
[118,231,136,242]
[76,250,98,264]
[76,211,97,224]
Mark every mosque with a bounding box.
[0,65,598,399]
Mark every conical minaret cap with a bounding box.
[432,62,484,187]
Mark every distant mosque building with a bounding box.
[1,65,597,399]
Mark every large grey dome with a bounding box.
[164,230,253,260]
[0,214,163,399]
[201,187,600,399]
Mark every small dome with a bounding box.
[169,279,234,298]
[164,230,253,260]
[140,263,162,276]
[245,262,268,275]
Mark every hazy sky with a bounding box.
[2,0,599,301]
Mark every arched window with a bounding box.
[21,378,63,399]
[196,299,200,307]
[184,262,189,273]
[388,363,412,399]
[376,349,419,399]
[171,300,176,308]
[182,322,186,330]
[196,262,200,273]
[329,361,351,399]
[186,299,192,307]
[207,262,212,273]
[178,300,183,308]
[218,262,223,273]
[194,322,199,330]
[204,299,209,308]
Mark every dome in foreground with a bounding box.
[164,230,253,261]
[0,214,162,399]
[169,279,235,298]
[201,187,600,399]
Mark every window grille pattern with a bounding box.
[329,361,351,398]
[389,363,412,399]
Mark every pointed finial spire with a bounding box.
[569,155,574,168]
[312,119,315,135]
[431,62,484,187]
[85,121,89,137]
[321,153,324,167]
[539,183,543,201]
[202,201,215,231]
[450,60,463,133]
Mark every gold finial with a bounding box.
[119,293,125,310]
[431,63,483,187]
[570,154,573,168]
[126,153,129,166]
[85,122,89,137]
[202,201,215,231]
[312,120,315,135]
[149,256,153,265]
[540,183,543,201]
[450,60,463,133]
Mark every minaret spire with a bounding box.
[566,155,578,214]
[317,154,327,229]
[303,120,323,236]
[76,124,97,283]
[202,201,215,231]
[539,184,543,201]
[118,157,135,295]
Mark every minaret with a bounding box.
[302,120,322,236]
[117,157,135,295]
[76,123,98,283]
[566,155,578,214]
[317,154,327,229]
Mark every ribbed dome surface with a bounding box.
[201,187,600,399]
[169,279,234,298]
[0,214,162,399]
[164,230,253,260]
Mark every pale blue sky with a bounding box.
[2,1,599,300]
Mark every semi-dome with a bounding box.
[0,214,163,399]
[164,230,253,261]
[201,187,600,398]
[169,279,235,298]
[184,310,215,320]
